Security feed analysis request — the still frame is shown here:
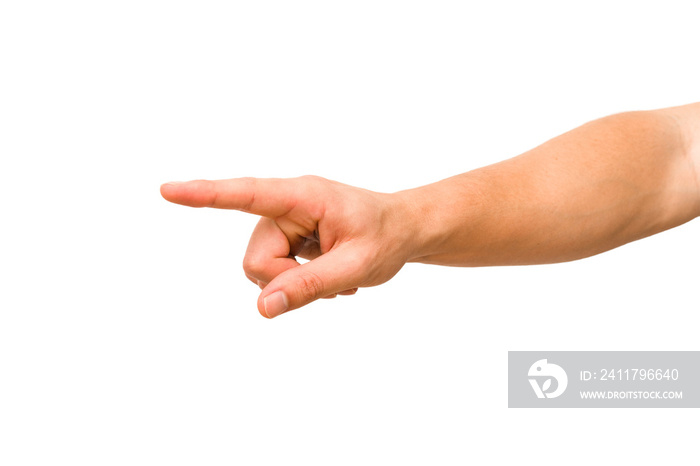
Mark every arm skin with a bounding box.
[399,103,700,266]
[161,102,700,318]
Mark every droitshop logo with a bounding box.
[528,359,568,399]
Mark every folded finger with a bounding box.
[243,217,299,285]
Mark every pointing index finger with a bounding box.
[160,177,298,218]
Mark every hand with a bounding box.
[160,176,416,318]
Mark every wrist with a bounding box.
[391,175,486,265]
[389,187,436,263]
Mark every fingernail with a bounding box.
[263,291,288,318]
[162,181,184,187]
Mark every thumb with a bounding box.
[258,246,366,318]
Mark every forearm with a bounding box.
[398,104,700,266]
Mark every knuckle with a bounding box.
[295,271,325,302]
[298,175,333,193]
[294,175,334,219]
[238,177,257,212]
[299,174,325,184]
[242,254,267,277]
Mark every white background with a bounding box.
[1,1,699,464]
